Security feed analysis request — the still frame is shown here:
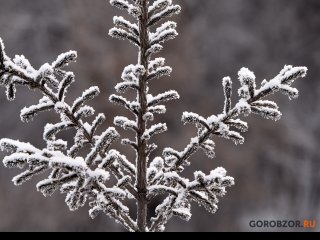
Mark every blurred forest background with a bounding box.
[0,0,319,232]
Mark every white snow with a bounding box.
[257,65,307,98]
[20,101,54,122]
[13,55,35,74]
[235,99,251,115]
[104,187,127,198]
[79,123,90,134]
[149,0,172,13]
[182,112,208,128]
[148,66,172,81]
[142,123,168,140]
[114,116,137,131]
[113,16,139,36]
[0,138,39,154]
[148,105,166,115]
[54,101,68,113]
[238,67,256,84]
[50,155,86,169]
[147,44,163,55]
[148,4,181,26]
[3,152,29,169]
[88,168,110,181]
[147,90,179,107]
[150,157,164,170]
[148,58,165,71]
[150,28,178,45]
[52,51,77,69]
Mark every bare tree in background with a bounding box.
[0,0,307,232]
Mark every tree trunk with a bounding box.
[136,0,149,232]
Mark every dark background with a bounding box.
[0,0,319,232]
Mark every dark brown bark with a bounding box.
[136,0,150,232]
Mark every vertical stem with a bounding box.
[136,0,149,232]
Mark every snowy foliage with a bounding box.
[0,0,307,232]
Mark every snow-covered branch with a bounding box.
[0,0,307,233]
[0,38,138,231]
[162,66,307,172]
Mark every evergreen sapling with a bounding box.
[0,0,307,232]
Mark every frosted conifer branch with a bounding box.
[163,66,307,172]
[113,16,139,37]
[109,27,141,47]
[223,77,232,114]
[148,4,181,27]
[20,99,54,123]
[150,22,178,45]
[52,51,77,69]
[148,0,172,17]
[110,0,141,18]
[0,0,308,233]
[0,37,138,231]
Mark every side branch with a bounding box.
[164,66,307,172]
